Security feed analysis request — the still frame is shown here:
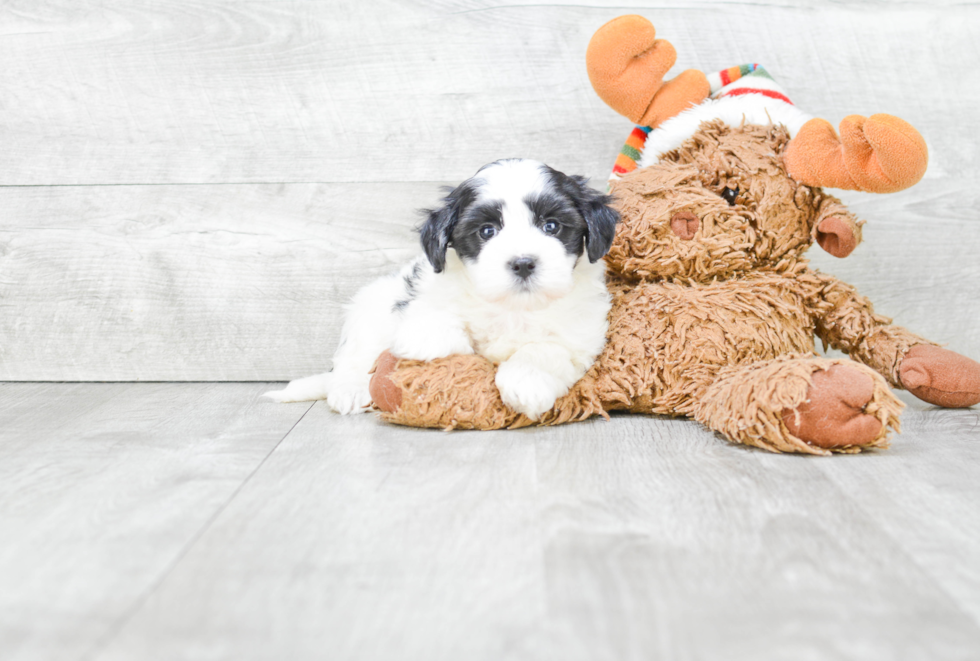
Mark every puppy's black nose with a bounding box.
[509,256,537,280]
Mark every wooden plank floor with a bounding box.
[2,383,979,660]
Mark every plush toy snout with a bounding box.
[670,211,699,240]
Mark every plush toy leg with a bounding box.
[693,355,903,455]
[369,351,607,430]
[899,345,980,408]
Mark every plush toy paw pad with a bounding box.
[781,364,882,449]
[369,351,402,413]
[900,345,980,408]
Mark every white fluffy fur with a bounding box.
[266,160,612,420]
[635,94,813,171]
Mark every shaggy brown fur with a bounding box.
[373,120,977,454]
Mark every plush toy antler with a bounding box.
[588,15,928,194]
[586,15,709,127]
[784,115,929,193]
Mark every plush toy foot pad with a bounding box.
[369,350,402,413]
[900,345,980,408]
[781,364,882,449]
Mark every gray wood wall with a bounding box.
[2,0,978,381]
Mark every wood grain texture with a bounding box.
[54,392,976,661]
[2,179,978,380]
[2,0,979,380]
[0,1,977,185]
[0,182,424,380]
[811,407,980,624]
[0,382,312,661]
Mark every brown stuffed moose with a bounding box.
[369,15,980,454]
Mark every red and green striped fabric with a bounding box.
[708,63,793,105]
[609,64,794,179]
[611,125,652,177]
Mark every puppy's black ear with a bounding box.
[419,203,454,273]
[419,182,474,273]
[564,174,620,262]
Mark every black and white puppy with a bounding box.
[265,159,619,420]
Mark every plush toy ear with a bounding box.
[419,183,475,273]
[815,215,859,258]
[813,200,863,258]
[565,175,620,262]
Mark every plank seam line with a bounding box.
[80,397,318,660]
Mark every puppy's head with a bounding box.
[420,159,619,303]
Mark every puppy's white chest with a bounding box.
[468,311,553,363]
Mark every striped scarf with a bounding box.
[611,64,793,178]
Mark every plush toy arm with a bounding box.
[806,272,980,407]
[371,352,524,430]
[807,271,931,386]
[369,351,607,430]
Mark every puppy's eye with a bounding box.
[542,219,560,235]
[479,225,497,240]
[721,185,739,206]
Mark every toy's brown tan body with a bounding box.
[368,17,980,454]
[598,268,907,453]
[606,273,819,417]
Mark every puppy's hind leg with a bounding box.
[264,372,335,403]
[265,270,405,413]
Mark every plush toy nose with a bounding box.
[670,211,699,240]
[509,256,537,279]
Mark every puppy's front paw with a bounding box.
[391,326,474,362]
[326,382,373,414]
[494,361,567,421]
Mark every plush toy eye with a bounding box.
[542,219,560,235]
[721,185,739,206]
[479,225,498,240]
